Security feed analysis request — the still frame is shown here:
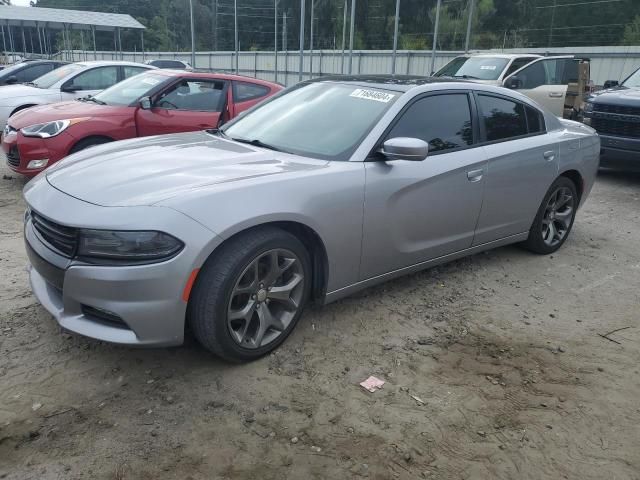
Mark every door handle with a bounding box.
[543,150,556,161]
[467,169,484,182]
[548,92,564,98]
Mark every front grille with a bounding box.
[31,210,78,257]
[591,117,640,139]
[594,103,640,116]
[6,146,20,168]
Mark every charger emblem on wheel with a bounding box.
[256,289,268,303]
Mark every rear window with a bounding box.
[233,81,270,102]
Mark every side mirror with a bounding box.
[380,137,429,161]
[603,80,619,89]
[139,96,152,109]
[5,75,17,84]
[504,76,522,89]
[61,83,76,93]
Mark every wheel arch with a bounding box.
[559,169,584,203]
[199,220,330,305]
[10,103,37,116]
[69,135,115,154]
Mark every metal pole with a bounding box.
[548,0,557,48]
[298,0,305,82]
[391,0,400,75]
[348,0,355,74]
[283,11,287,51]
[234,0,239,73]
[92,26,97,60]
[341,0,347,73]
[141,30,145,61]
[29,28,34,57]
[80,29,85,60]
[274,0,278,83]
[464,0,475,53]
[7,23,14,63]
[213,0,218,52]
[189,0,196,67]
[117,27,122,60]
[430,0,442,75]
[113,30,117,61]
[309,0,314,79]
[1,25,5,59]
[37,24,43,56]
[21,22,26,58]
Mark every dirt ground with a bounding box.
[1,159,639,480]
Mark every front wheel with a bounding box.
[189,227,311,362]
[522,176,578,255]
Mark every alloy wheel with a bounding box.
[541,186,574,247]
[227,248,305,349]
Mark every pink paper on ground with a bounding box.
[360,376,385,393]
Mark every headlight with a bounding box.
[77,230,184,264]
[583,102,594,114]
[21,117,89,138]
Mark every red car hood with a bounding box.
[8,101,128,129]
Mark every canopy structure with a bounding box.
[0,5,146,62]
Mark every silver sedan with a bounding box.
[23,76,600,362]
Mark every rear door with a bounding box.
[135,78,227,136]
[503,56,574,116]
[472,93,559,245]
[360,91,488,279]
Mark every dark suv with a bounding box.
[582,67,640,168]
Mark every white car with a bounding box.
[436,54,589,118]
[0,61,154,127]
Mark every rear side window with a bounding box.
[154,60,186,69]
[233,81,271,102]
[477,94,527,141]
[385,94,473,153]
[525,105,545,134]
[123,66,148,79]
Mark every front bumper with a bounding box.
[598,134,640,167]
[3,129,72,176]
[23,181,221,346]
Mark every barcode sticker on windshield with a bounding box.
[350,89,395,103]
[480,65,497,70]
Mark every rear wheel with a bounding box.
[189,227,311,362]
[69,137,112,154]
[523,176,578,254]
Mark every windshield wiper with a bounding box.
[23,81,37,87]
[82,95,106,105]
[452,74,480,80]
[231,137,285,153]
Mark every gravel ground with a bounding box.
[0,160,639,480]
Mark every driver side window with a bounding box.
[155,79,225,112]
[515,59,569,89]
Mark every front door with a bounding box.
[472,93,559,245]
[504,57,574,117]
[360,92,487,280]
[135,78,226,136]
[60,65,120,101]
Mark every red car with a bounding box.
[3,70,282,176]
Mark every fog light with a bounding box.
[26,159,49,169]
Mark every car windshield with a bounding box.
[93,72,169,106]
[435,56,510,80]
[221,82,399,161]
[32,63,84,89]
[622,69,640,87]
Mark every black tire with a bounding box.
[188,226,312,362]
[69,137,112,154]
[522,176,578,255]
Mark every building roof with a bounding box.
[0,5,145,31]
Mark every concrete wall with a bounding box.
[65,45,640,87]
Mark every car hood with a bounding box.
[0,84,58,103]
[45,131,328,207]
[588,86,640,105]
[9,101,123,129]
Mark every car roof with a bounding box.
[308,75,470,92]
[458,53,544,59]
[74,60,155,68]
[148,69,281,87]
